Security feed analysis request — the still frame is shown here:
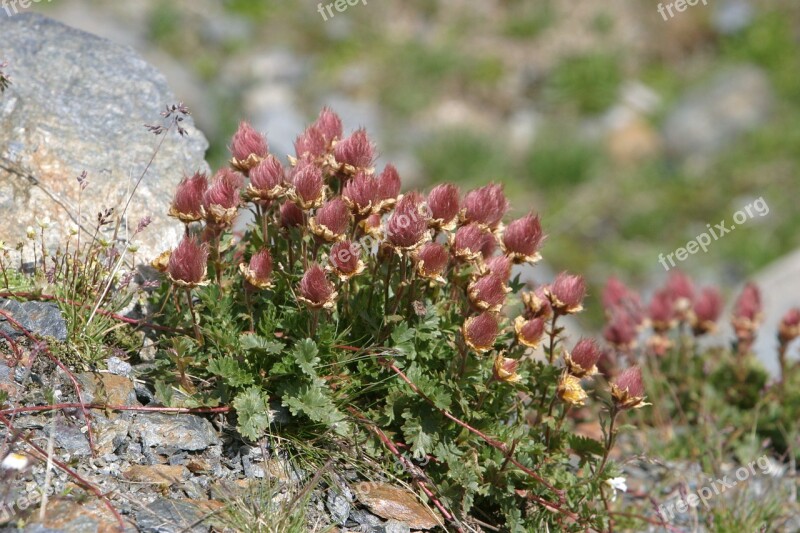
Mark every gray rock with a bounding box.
[663,66,772,161]
[132,413,220,451]
[327,486,353,526]
[0,299,67,341]
[135,498,209,533]
[349,508,385,531]
[105,356,133,377]
[54,420,92,457]
[712,0,754,34]
[0,14,208,265]
[382,520,411,533]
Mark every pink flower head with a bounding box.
[462,312,499,353]
[485,255,513,281]
[602,277,643,323]
[521,286,552,319]
[493,355,521,383]
[376,164,402,211]
[169,172,208,223]
[247,154,286,201]
[452,222,493,263]
[611,366,649,409]
[167,236,209,288]
[427,183,460,230]
[239,248,274,289]
[203,169,242,226]
[732,282,762,345]
[310,197,351,241]
[359,212,383,238]
[480,232,498,259]
[691,287,723,335]
[328,240,364,280]
[280,200,304,228]
[546,272,586,315]
[414,242,449,282]
[294,125,328,160]
[665,271,695,317]
[514,316,545,348]
[779,308,800,344]
[385,192,430,251]
[648,289,675,333]
[468,273,509,312]
[342,171,378,216]
[462,183,509,229]
[502,213,544,264]
[230,121,268,172]
[298,264,338,310]
[565,338,601,377]
[603,310,639,350]
[313,106,343,145]
[290,160,325,209]
[334,128,375,173]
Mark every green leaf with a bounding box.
[291,338,320,379]
[233,387,274,441]
[154,379,174,407]
[239,333,284,355]
[208,357,255,387]
[283,384,349,435]
[569,435,606,458]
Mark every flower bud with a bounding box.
[564,338,601,378]
[610,366,649,410]
[414,242,448,283]
[485,255,513,281]
[514,316,545,348]
[493,355,521,383]
[546,272,586,315]
[557,374,587,406]
[359,213,383,239]
[314,106,343,145]
[342,171,378,216]
[468,273,510,312]
[298,264,338,310]
[502,213,544,264]
[462,312,499,353]
[779,308,800,344]
[462,183,509,229]
[648,290,675,334]
[280,201,304,228]
[427,183,460,231]
[202,169,242,227]
[167,236,209,288]
[376,164,402,212]
[290,161,325,210]
[665,271,694,317]
[294,125,328,161]
[310,197,351,242]
[603,310,639,350]
[150,250,171,273]
[247,155,286,202]
[385,192,430,252]
[334,128,375,175]
[451,222,492,264]
[690,287,722,336]
[169,172,208,223]
[328,240,365,280]
[239,249,274,289]
[521,287,552,319]
[602,277,643,323]
[230,121,268,172]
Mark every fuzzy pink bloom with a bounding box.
[485,255,513,281]
[167,236,209,287]
[427,183,460,229]
[248,155,286,200]
[313,107,343,144]
[334,128,375,170]
[514,316,545,348]
[480,233,497,259]
[468,273,509,311]
[280,201,304,228]
[169,172,208,222]
[240,249,273,289]
[462,183,509,229]
[298,264,338,309]
[294,126,327,160]
[359,213,383,238]
[329,240,363,278]
[452,222,493,262]
[502,213,544,263]
[230,121,269,167]
[611,366,648,409]
[521,286,552,319]
[376,164,401,209]
[648,290,675,333]
[733,282,761,322]
[312,197,351,240]
[602,277,643,324]
[386,192,430,250]
[779,308,800,344]
[462,312,499,353]
[603,310,639,349]
[691,287,723,335]
[203,169,242,226]
[665,271,694,303]
[547,272,586,314]
[291,161,325,209]
[342,171,378,215]
[566,338,601,377]
[415,242,449,281]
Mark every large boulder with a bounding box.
[0,13,208,264]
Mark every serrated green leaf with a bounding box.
[233,387,273,441]
[283,384,349,435]
[208,357,255,387]
[291,338,320,379]
[569,434,606,457]
[239,333,285,355]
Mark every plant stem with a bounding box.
[184,288,203,344]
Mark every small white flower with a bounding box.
[26,226,36,239]
[35,216,51,229]
[1,452,29,471]
[605,476,627,501]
